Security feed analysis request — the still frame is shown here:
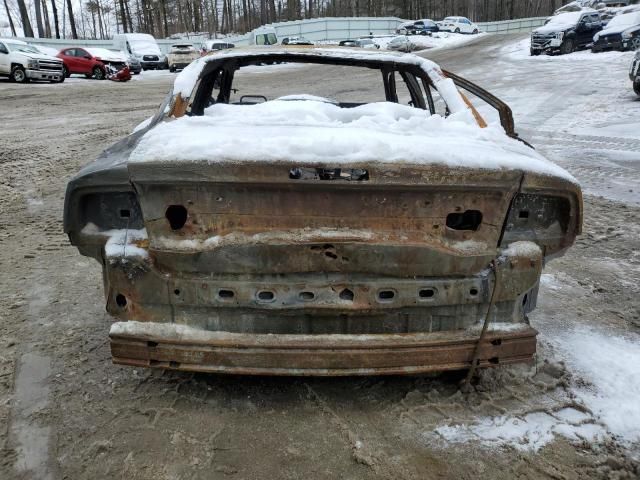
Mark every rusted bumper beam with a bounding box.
[110,321,537,376]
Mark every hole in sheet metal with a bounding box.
[119,209,131,218]
[491,339,502,346]
[378,290,395,301]
[339,288,354,302]
[519,210,530,219]
[299,291,315,301]
[469,288,479,296]
[419,288,435,299]
[446,210,483,231]
[218,289,235,300]
[165,205,188,230]
[115,293,127,307]
[257,290,275,302]
[174,289,181,296]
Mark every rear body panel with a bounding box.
[64,49,582,376]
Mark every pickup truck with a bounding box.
[530,10,603,55]
[0,38,64,83]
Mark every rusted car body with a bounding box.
[64,48,582,376]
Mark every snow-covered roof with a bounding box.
[174,47,468,114]
[85,47,127,62]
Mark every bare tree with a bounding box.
[66,0,78,38]
[3,0,17,35]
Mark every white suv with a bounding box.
[0,39,64,83]
[438,17,480,34]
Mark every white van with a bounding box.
[113,33,167,70]
[249,27,278,46]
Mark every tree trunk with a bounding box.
[118,0,128,32]
[66,0,78,38]
[42,0,52,37]
[50,0,60,38]
[16,0,35,37]
[34,0,45,37]
[3,0,17,36]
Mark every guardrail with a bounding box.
[18,15,547,53]
[477,17,548,33]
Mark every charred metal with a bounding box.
[63,49,582,376]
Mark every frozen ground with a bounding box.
[1,34,639,479]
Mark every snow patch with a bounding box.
[552,327,640,445]
[131,100,576,183]
[502,241,543,258]
[82,223,149,259]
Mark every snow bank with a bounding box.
[130,99,575,182]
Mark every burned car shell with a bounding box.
[64,48,582,376]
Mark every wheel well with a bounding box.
[11,62,25,70]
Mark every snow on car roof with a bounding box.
[548,10,593,25]
[173,47,468,114]
[130,98,576,182]
[85,47,127,61]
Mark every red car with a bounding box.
[57,47,129,80]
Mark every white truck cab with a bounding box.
[113,33,167,70]
[0,38,64,83]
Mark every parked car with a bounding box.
[356,38,380,49]
[631,49,640,95]
[0,38,64,83]
[167,43,200,72]
[113,33,167,70]
[338,39,379,48]
[438,16,480,34]
[63,48,581,376]
[397,19,439,35]
[57,47,128,80]
[206,41,235,51]
[125,53,142,74]
[592,11,640,51]
[387,36,417,52]
[281,36,314,45]
[530,10,603,55]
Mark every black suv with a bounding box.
[531,10,603,55]
[631,49,640,96]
